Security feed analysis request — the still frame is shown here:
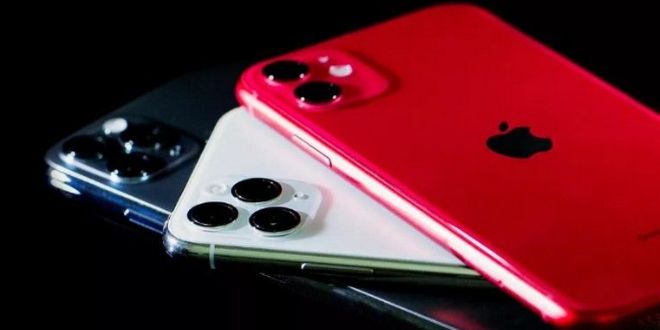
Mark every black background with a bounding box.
[20,1,658,329]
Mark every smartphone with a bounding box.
[45,66,244,232]
[264,274,551,330]
[237,4,660,325]
[165,109,475,278]
[45,68,498,328]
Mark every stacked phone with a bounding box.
[46,4,659,329]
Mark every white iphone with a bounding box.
[165,108,477,278]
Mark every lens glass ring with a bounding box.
[262,60,309,82]
[294,81,342,105]
[231,178,282,203]
[106,152,166,179]
[187,202,239,227]
[249,207,301,234]
[119,123,179,150]
[62,135,120,160]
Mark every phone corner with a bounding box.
[429,2,490,14]
[416,2,499,25]
[162,226,190,258]
[235,65,257,104]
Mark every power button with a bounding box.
[291,135,331,167]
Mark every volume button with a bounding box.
[123,208,165,233]
[300,263,373,275]
[291,135,332,168]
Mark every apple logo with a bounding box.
[486,122,552,159]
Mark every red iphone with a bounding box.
[237,4,660,326]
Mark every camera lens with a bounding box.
[294,81,342,104]
[249,207,301,233]
[106,152,166,179]
[262,60,309,82]
[187,202,239,227]
[62,135,120,160]
[231,178,282,203]
[119,123,179,150]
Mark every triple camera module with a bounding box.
[262,60,342,105]
[60,118,198,182]
[187,178,302,235]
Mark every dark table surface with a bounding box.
[24,1,658,329]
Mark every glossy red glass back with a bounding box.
[238,4,660,325]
